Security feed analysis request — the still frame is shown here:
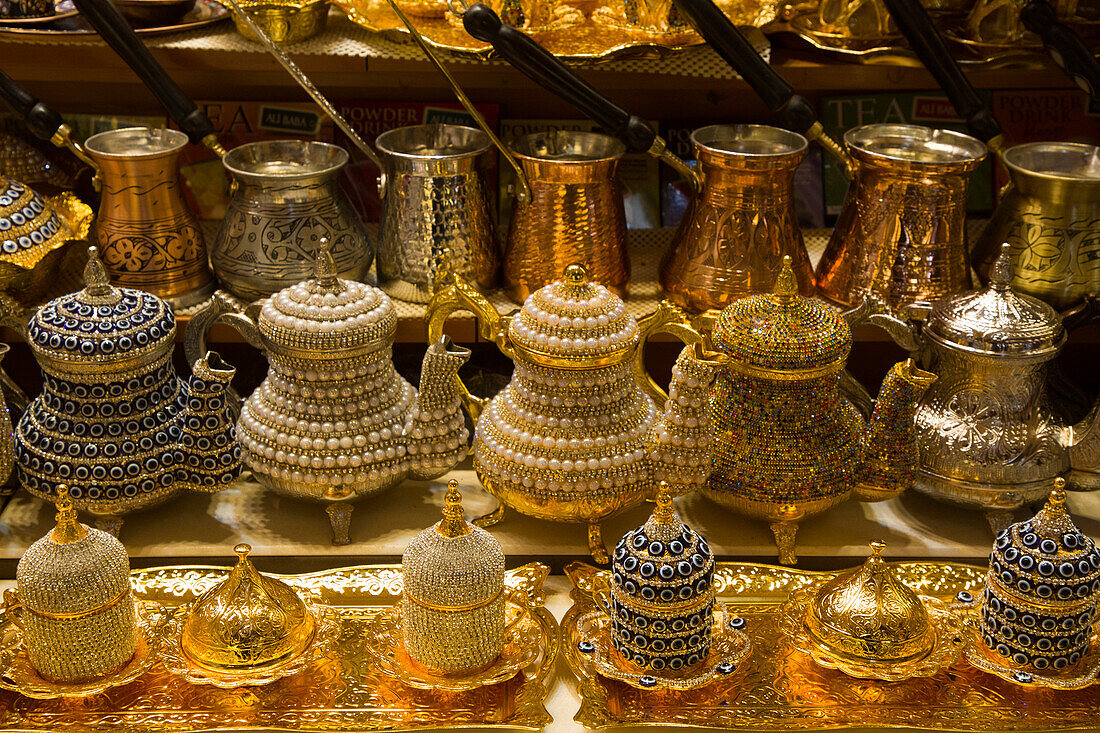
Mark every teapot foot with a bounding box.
[473,502,506,528]
[984,508,1015,535]
[588,523,610,565]
[93,515,123,538]
[770,521,799,565]
[326,503,354,545]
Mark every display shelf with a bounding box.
[1,459,1095,576]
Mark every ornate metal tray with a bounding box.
[0,562,556,732]
[563,561,1100,731]
[331,0,776,59]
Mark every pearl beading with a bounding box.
[259,279,397,348]
[509,276,638,358]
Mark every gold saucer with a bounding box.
[0,600,167,699]
[778,588,968,681]
[158,596,340,688]
[365,589,556,692]
[575,601,753,691]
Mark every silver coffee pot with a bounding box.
[875,244,1100,532]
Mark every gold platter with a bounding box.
[777,588,968,682]
[563,560,1100,731]
[365,588,556,692]
[0,563,556,732]
[0,601,167,700]
[331,0,777,59]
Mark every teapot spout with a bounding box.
[853,359,936,502]
[1064,400,1100,490]
[648,345,721,491]
[403,337,472,481]
[179,351,243,493]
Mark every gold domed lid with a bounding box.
[507,264,638,368]
[181,544,315,672]
[805,540,934,663]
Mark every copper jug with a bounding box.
[83,127,214,310]
[662,124,815,313]
[816,123,986,313]
[502,130,629,303]
[973,142,1100,310]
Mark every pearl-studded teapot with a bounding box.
[427,257,719,563]
[186,241,472,545]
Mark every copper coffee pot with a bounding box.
[458,2,816,311]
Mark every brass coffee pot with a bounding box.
[426,257,719,563]
[816,123,987,314]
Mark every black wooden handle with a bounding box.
[1022,0,1100,100]
[462,3,656,152]
[671,0,817,133]
[0,67,66,142]
[70,0,215,144]
[883,0,1001,143]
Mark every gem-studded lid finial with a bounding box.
[82,246,119,301]
[651,481,676,525]
[438,479,472,539]
[989,243,1013,292]
[772,256,797,305]
[50,484,88,545]
[311,237,345,293]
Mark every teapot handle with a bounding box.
[183,291,265,381]
[425,254,512,423]
[634,300,709,405]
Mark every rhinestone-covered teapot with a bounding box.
[427,257,720,563]
[185,242,472,545]
[13,247,242,535]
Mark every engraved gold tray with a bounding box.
[0,563,556,732]
[563,561,1100,731]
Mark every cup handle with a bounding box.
[2,589,24,632]
[634,300,711,405]
[590,575,614,616]
[425,250,512,423]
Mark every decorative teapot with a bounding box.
[872,245,1100,533]
[13,247,242,535]
[185,241,472,545]
[427,257,719,563]
[704,257,936,565]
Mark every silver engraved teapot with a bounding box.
[186,241,472,544]
[875,245,1100,532]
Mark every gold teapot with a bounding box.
[704,257,936,564]
[427,258,719,563]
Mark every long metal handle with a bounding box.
[220,0,385,175]
[70,0,224,156]
[883,0,1004,157]
[381,0,529,204]
[458,1,700,191]
[670,0,853,178]
[0,67,96,169]
[1021,0,1100,100]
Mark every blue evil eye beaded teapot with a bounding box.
[13,247,242,533]
[606,482,716,673]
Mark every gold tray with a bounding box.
[563,561,1100,731]
[0,562,556,732]
[331,0,777,59]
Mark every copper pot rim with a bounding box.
[691,124,808,159]
[844,123,986,168]
[222,140,348,181]
[84,127,188,159]
[1003,142,1100,183]
[508,130,626,164]
[376,124,492,161]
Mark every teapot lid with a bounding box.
[805,540,935,663]
[259,239,396,356]
[508,264,638,368]
[27,246,175,369]
[926,244,1065,357]
[713,257,850,376]
[401,480,505,611]
[0,177,78,269]
[611,482,714,610]
[180,543,316,672]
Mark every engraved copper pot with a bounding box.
[502,131,629,303]
[816,123,986,313]
[973,142,1100,310]
[375,124,498,304]
[213,140,373,302]
[661,124,815,313]
[83,127,214,309]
